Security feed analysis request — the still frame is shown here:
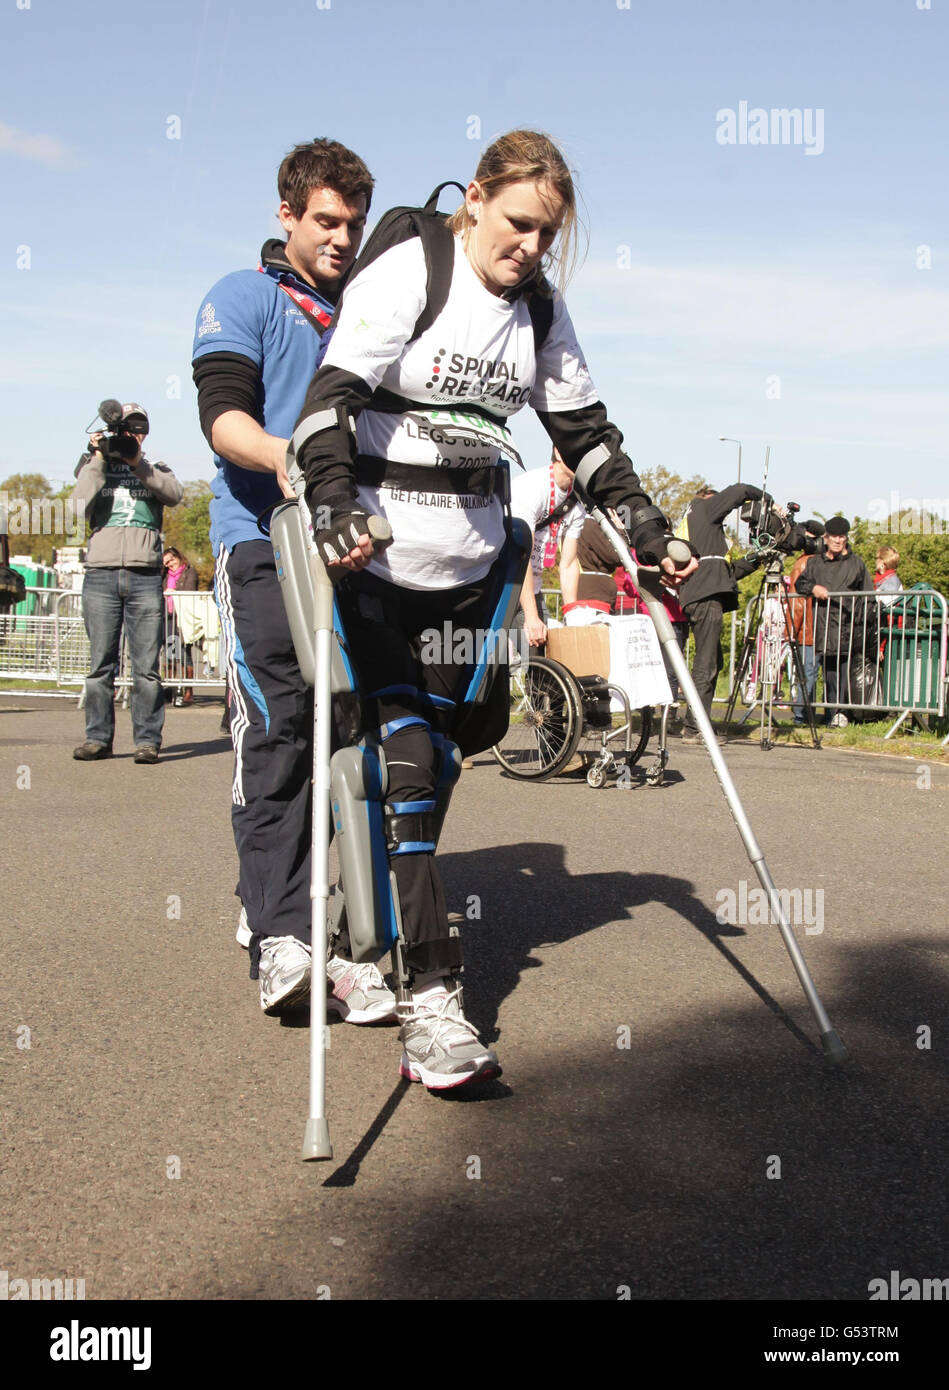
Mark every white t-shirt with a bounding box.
[322,235,598,589]
[510,465,586,591]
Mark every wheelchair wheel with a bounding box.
[575,681,652,769]
[623,703,653,766]
[492,655,583,779]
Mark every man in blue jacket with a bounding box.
[192,138,396,1022]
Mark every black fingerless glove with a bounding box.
[310,496,373,567]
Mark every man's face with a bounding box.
[825,531,848,557]
[279,186,368,288]
[552,456,574,492]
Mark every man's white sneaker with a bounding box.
[258,936,311,1013]
[398,976,500,1089]
[326,955,398,1024]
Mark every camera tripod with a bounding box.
[724,557,821,749]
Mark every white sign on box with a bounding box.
[563,609,672,708]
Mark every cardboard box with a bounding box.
[546,625,610,678]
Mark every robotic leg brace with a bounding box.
[328,715,464,1016]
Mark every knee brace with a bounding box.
[331,689,465,983]
[430,731,462,846]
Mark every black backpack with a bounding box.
[334,182,556,353]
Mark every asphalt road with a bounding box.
[2,695,948,1304]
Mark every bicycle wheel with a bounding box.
[741,637,761,704]
[492,655,583,779]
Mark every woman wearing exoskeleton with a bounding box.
[292,128,696,1090]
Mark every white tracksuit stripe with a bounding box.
[214,545,250,807]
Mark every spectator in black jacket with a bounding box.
[792,517,874,727]
[678,482,765,740]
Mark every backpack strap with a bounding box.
[422,181,467,215]
[409,183,466,342]
[525,284,555,354]
[412,217,457,342]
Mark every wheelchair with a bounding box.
[492,652,670,788]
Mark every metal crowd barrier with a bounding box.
[738,586,948,739]
[0,587,225,696]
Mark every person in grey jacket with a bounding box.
[71,404,184,762]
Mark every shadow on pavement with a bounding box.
[437,842,818,1058]
[205,937,949,1300]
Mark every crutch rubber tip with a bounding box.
[820,1029,849,1067]
[302,1118,333,1162]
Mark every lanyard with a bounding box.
[258,265,333,330]
[543,466,561,567]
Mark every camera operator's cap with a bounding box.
[824,516,850,535]
[121,403,149,436]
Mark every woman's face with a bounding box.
[464,178,565,296]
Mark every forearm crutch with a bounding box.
[301,516,336,1161]
[582,498,847,1066]
[274,466,393,1160]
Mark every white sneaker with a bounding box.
[258,936,311,1013]
[326,955,398,1024]
[399,976,500,1089]
[830,713,850,728]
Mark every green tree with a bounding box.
[850,513,949,598]
[638,467,712,529]
[1,472,77,567]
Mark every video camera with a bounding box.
[91,398,149,463]
[740,496,824,562]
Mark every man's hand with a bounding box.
[276,455,295,500]
[813,584,830,600]
[524,615,548,647]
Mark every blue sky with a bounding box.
[1,0,946,523]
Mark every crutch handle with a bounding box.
[366,515,394,552]
[666,538,693,568]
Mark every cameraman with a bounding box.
[71,404,184,762]
[677,482,766,740]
